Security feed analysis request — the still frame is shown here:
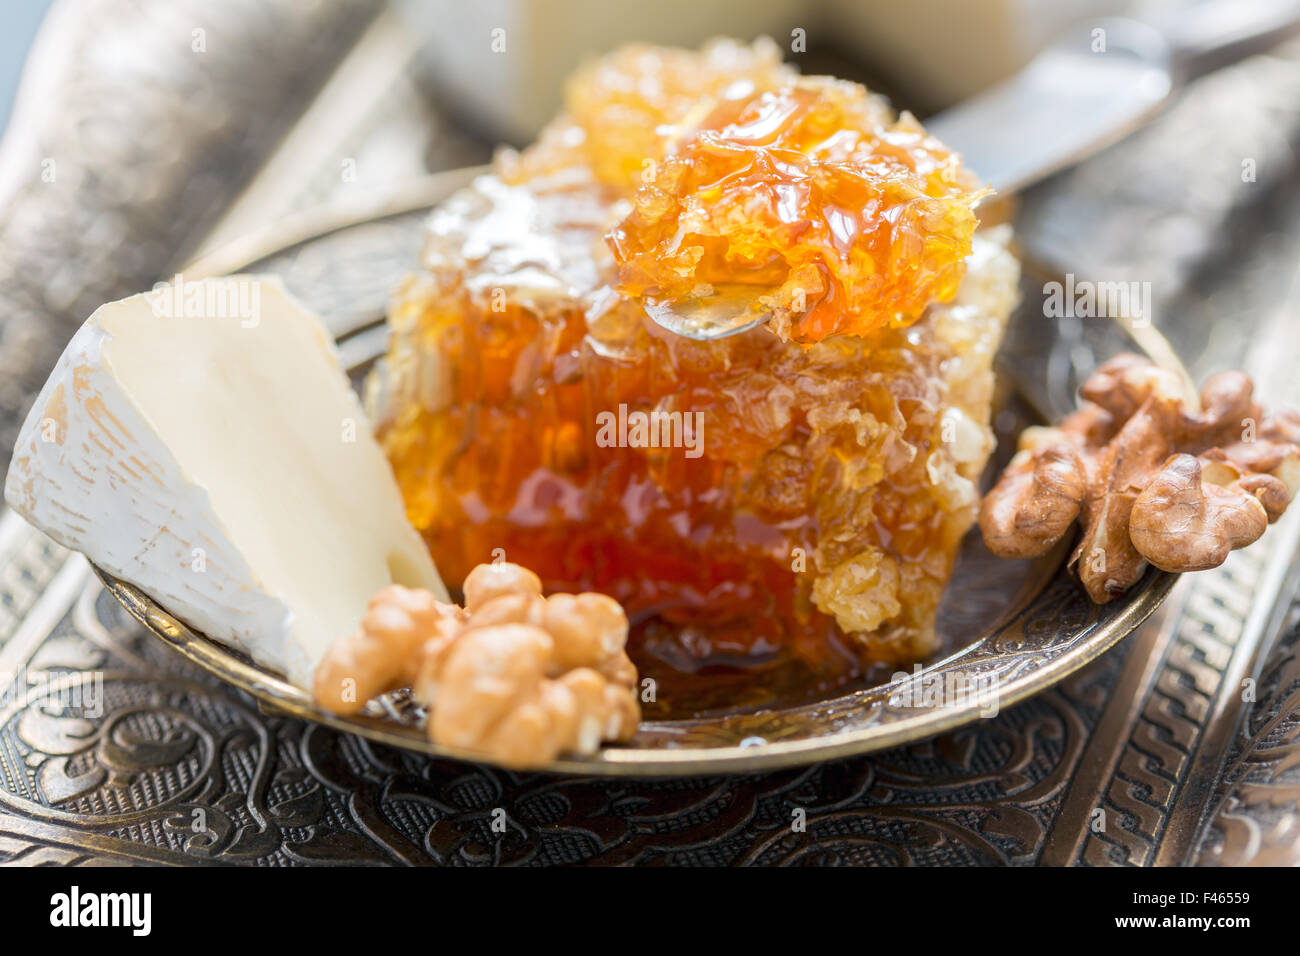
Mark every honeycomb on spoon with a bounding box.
[368,40,1019,709]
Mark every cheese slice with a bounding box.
[5,275,446,689]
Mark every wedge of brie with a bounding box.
[4,275,446,689]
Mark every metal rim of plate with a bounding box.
[93,167,1181,776]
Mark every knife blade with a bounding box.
[927,1,1300,195]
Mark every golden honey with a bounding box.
[369,40,1018,712]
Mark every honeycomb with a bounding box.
[369,41,1019,710]
[502,37,795,191]
[609,77,985,344]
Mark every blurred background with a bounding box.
[0,0,1138,142]
[0,0,1299,866]
[0,2,50,132]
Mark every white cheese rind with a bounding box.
[5,276,446,689]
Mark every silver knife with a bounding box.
[926,0,1300,195]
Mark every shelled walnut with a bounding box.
[980,354,1300,602]
[314,562,641,767]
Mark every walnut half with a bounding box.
[314,562,641,767]
[980,354,1300,602]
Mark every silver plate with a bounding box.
[97,169,1179,775]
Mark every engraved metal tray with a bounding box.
[92,168,1180,775]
